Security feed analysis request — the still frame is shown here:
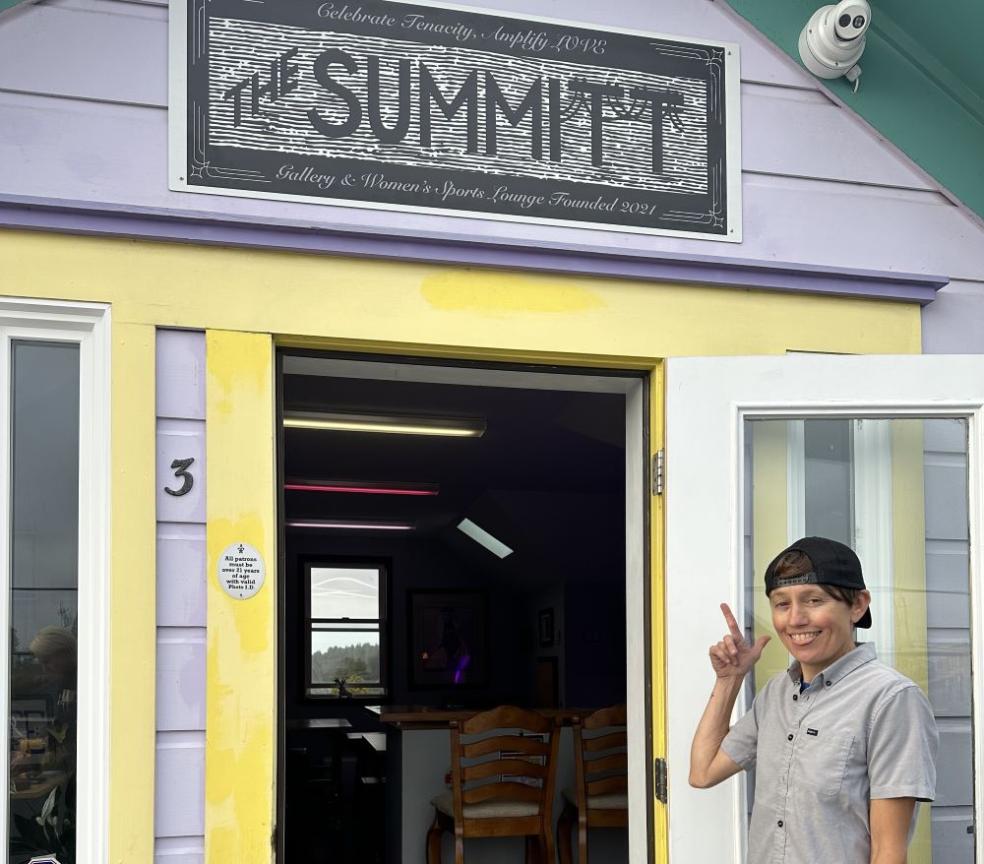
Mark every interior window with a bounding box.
[305,563,387,698]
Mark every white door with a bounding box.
[665,354,984,864]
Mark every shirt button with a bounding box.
[778,820,784,828]
[826,681,832,687]
[792,694,798,701]
[787,734,794,741]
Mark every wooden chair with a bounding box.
[425,705,560,864]
[557,705,628,864]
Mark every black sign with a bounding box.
[170,0,741,239]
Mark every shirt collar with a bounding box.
[785,642,877,687]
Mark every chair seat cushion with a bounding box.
[562,787,628,810]
[431,790,540,819]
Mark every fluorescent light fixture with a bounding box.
[286,519,414,531]
[283,411,485,438]
[456,518,513,559]
[285,480,439,496]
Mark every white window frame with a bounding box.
[0,297,110,862]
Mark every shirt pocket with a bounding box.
[797,732,855,798]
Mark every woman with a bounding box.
[689,537,938,864]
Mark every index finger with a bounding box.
[720,603,743,639]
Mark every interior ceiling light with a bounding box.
[283,410,486,438]
[286,519,414,531]
[285,480,439,496]
[456,517,513,559]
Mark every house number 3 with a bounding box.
[165,457,195,497]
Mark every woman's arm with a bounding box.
[689,675,744,787]
[869,797,916,864]
[689,603,770,788]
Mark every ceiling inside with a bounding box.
[724,0,984,225]
[281,363,627,585]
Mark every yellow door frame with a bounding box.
[206,335,668,864]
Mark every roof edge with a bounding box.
[0,196,947,305]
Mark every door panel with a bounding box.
[665,355,984,863]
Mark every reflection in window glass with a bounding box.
[8,341,79,864]
[745,418,974,863]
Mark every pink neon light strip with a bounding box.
[285,483,438,496]
[286,520,414,531]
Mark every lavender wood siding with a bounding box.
[1,0,984,302]
[155,329,206,864]
[923,420,974,863]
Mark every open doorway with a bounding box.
[277,353,649,864]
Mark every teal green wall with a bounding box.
[724,0,984,223]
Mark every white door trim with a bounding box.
[666,354,984,863]
[0,297,111,864]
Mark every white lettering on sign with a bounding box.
[217,542,266,600]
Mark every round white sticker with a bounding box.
[217,542,265,600]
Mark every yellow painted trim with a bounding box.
[0,231,920,361]
[752,421,791,686]
[0,229,926,862]
[890,420,930,689]
[649,364,668,864]
[890,420,932,862]
[205,331,276,864]
[109,322,157,864]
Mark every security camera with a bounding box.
[798,0,871,91]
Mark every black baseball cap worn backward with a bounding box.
[765,536,872,629]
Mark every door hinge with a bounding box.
[652,449,665,496]
[655,757,668,803]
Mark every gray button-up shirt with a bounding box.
[721,643,938,864]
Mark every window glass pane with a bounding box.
[310,567,379,619]
[803,419,853,545]
[311,631,380,685]
[743,418,973,864]
[9,341,79,864]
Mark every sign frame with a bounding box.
[168,0,742,241]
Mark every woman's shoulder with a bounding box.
[859,660,932,716]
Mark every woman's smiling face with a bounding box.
[769,584,871,681]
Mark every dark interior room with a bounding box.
[280,355,628,864]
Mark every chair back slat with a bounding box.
[462,705,552,735]
[462,757,547,783]
[572,705,628,809]
[463,734,550,759]
[584,751,627,777]
[462,781,543,805]
[584,704,626,731]
[584,731,627,753]
[586,774,627,797]
[448,705,559,838]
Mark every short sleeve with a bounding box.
[721,695,759,770]
[868,685,939,801]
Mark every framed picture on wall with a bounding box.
[408,590,489,689]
